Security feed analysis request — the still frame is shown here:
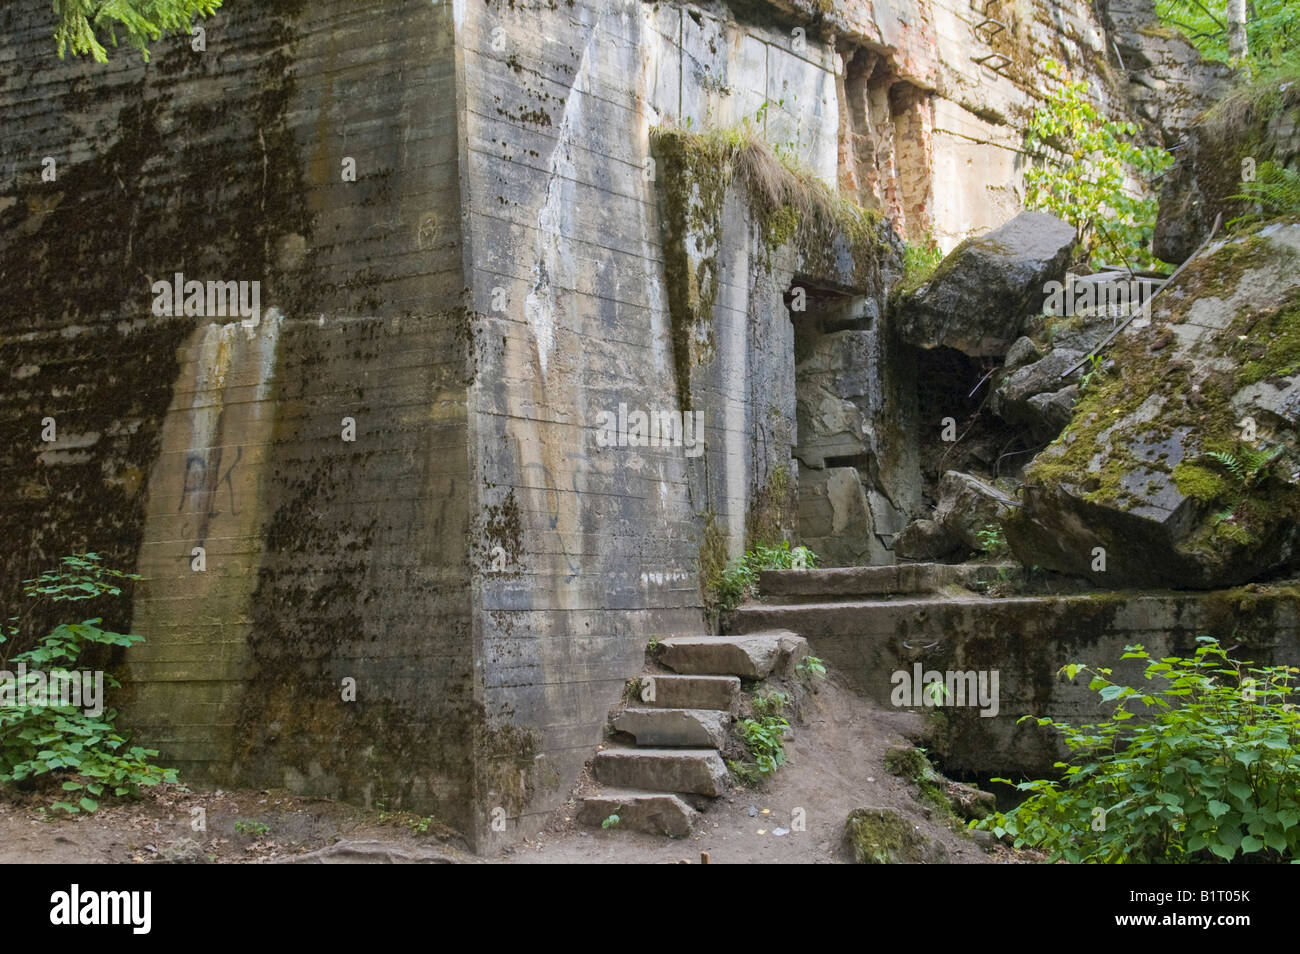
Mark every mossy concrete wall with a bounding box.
[732,587,1300,777]
[0,0,1235,851]
[1,0,482,837]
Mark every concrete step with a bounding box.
[758,563,1017,602]
[657,630,808,679]
[727,594,1012,640]
[636,673,740,711]
[576,790,697,838]
[612,707,731,748]
[593,747,728,796]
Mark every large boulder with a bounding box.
[933,471,1017,552]
[895,211,1077,357]
[893,517,962,562]
[1006,222,1300,588]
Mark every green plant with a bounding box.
[922,680,949,705]
[975,523,1009,557]
[736,715,789,776]
[1229,160,1300,228]
[1024,59,1173,269]
[407,815,432,836]
[901,236,945,291]
[1203,445,1284,523]
[796,656,827,680]
[647,636,660,653]
[1078,352,1107,393]
[708,541,820,612]
[972,637,1300,863]
[53,0,223,62]
[751,690,791,720]
[234,819,270,837]
[710,558,755,614]
[1156,0,1300,71]
[731,690,791,783]
[0,555,177,814]
[601,812,621,830]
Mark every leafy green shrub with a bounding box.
[709,541,820,612]
[1024,58,1172,269]
[730,691,791,784]
[796,656,827,681]
[0,555,177,813]
[900,236,945,292]
[713,559,758,613]
[1156,0,1300,72]
[973,637,1300,863]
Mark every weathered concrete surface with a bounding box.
[0,0,1236,854]
[577,791,697,837]
[758,563,1016,601]
[658,631,808,678]
[1,0,483,839]
[593,748,729,796]
[728,587,1300,777]
[612,708,731,748]
[638,674,741,712]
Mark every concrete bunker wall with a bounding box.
[0,0,1234,850]
[0,0,481,835]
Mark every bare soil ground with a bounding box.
[0,677,1032,864]
[498,675,1027,864]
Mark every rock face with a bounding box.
[994,350,1088,440]
[895,212,1077,356]
[792,326,917,566]
[1154,76,1300,264]
[1008,223,1300,587]
[796,467,894,566]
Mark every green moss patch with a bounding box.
[1024,230,1300,568]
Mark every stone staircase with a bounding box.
[578,631,807,838]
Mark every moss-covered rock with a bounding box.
[894,211,1077,357]
[1008,222,1300,587]
[842,807,946,864]
[1154,67,1300,264]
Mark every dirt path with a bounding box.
[498,677,1019,864]
[0,678,1026,864]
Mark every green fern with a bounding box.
[1229,161,1300,229]
[1202,445,1285,525]
[1204,446,1283,487]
